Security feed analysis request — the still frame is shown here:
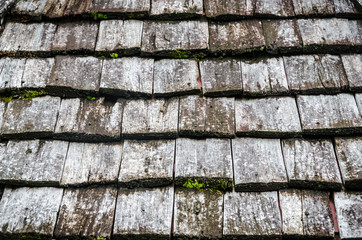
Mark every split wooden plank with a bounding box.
[122,98,179,139]
[232,138,287,191]
[235,97,302,137]
[91,0,150,14]
[0,187,63,238]
[113,187,174,240]
[54,187,117,239]
[223,191,282,238]
[153,59,200,96]
[282,139,342,190]
[341,54,362,91]
[292,0,335,16]
[335,137,362,190]
[1,96,61,138]
[100,57,153,97]
[254,0,294,17]
[334,192,362,240]
[174,189,223,239]
[119,140,174,188]
[55,98,124,141]
[0,140,68,186]
[297,94,362,135]
[204,0,255,18]
[150,0,203,17]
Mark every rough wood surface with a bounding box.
[205,97,235,137]
[235,97,302,137]
[200,59,242,96]
[2,96,61,138]
[293,0,335,15]
[55,187,117,239]
[113,187,174,240]
[153,59,200,96]
[335,137,362,190]
[179,95,206,136]
[100,57,154,97]
[334,192,362,240]
[282,139,342,190]
[91,0,150,13]
[13,0,54,16]
[223,191,282,238]
[232,138,287,191]
[284,55,349,94]
[0,187,63,236]
[334,0,359,16]
[23,58,54,89]
[122,98,179,138]
[255,0,294,17]
[341,54,362,91]
[279,189,303,236]
[0,102,4,129]
[241,58,289,96]
[63,0,92,16]
[204,0,254,18]
[0,0,16,18]
[96,20,143,53]
[141,21,209,54]
[55,98,124,141]
[357,93,362,116]
[0,140,68,186]
[174,189,223,239]
[119,140,174,188]
[209,21,265,53]
[297,94,362,134]
[61,142,123,186]
[0,58,25,90]
[150,0,203,16]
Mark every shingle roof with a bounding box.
[0,0,361,239]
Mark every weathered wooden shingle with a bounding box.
[0,58,25,90]
[235,97,301,137]
[55,98,124,141]
[150,0,203,17]
[1,96,60,138]
[0,187,63,237]
[100,57,154,97]
[113,187,174,240]
[91,0,150,14]
[55,187,117,239]
[119,140,174,188]
[223,191,282,238]
[341,54,362,91]
[12,0,68,18]
[22,58,54,89]
[61,142,123,186]
[174,189,223,239]
[179,95,206,136]
[334,192,362,240]
[153,59,200,96]
[297,94,362,134]
[293,0,335,15]
[357,93,362,115]
[0,102,4,129]
[282,139,342,190]
[63,0,92,16]
[335,137,362,190]
[204,0,255,18]
[334,0,360,16]
[122,98,179,138]
[0,140,68,186]
[284,55,349,94]
[255,0,294,17]
[232,138,287,191]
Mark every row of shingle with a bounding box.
[0,137,361,191]
[0,54,361,97]
[10,0,362,20]
[0,186,360,239]
[0,18,361,57]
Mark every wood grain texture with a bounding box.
[293,0,335,15]
[255,0,294,17]
[150,0,203,16]
[341,54,362,91]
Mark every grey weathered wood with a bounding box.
[43,0,69,18]
[61,142,122,186]
[341,54,362,91]
[55,187,117,239]
[91,0,150,13]
[255,0,294,17]
[279,189,304,236]
[284,55,349,94]
[48,56,102,96]
[12,0,69,18]
[179,95,206,136]
[223,191,282,238]
[200,59,242,97]
[334,0,360,16]
[235,97,302,137]
[100,57,154,97]
[334,192,362,240]
[357,93,362,115]
[122,98,179,139]
[0,140,68,186]
[113,187,174,240]
[263,20,302,53]
[209,21,265,53]
[174,189,223,239]
[141,21,209,54]
[119,140,174,188]
[52,22,98,52]
[0,187,63,237]
[2,96,61,138]
[241,58,289,96]
[293,0,335,15]
[335,137,362,190]
[150,0,203,17]
[297,94,362,134]
[232,138,287,191]
[63,0,92,16]
[204,0,254,18]
[0,101,4,129]
[175,138,233,188]
[55,98,124,141]
[282,139,342,190]
[0,58,25,90]
[154,59,200,96]
[23,58,54,89]
[96,20,143,53]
